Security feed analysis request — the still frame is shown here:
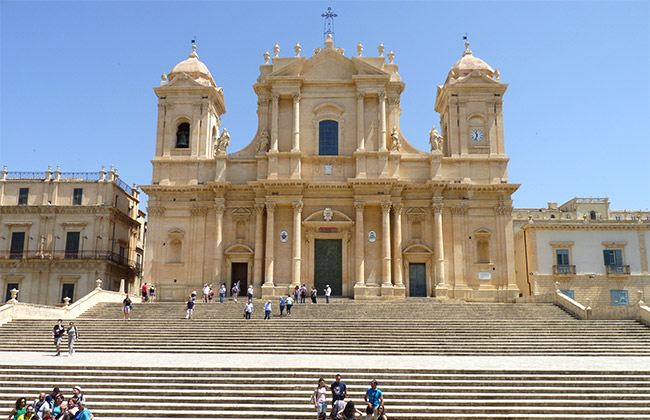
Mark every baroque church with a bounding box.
[142,35,520,301]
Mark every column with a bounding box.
[264,202,276,286]
[433,199,447,288]
[292,93,301,152]
[270,93,280,152]
[291,201,303,286]
[381,201,392,286]
[451,205,468,290]
[253,203,265,292]
[378,92,387,151]
[356,93,365,150]
[354,201,365,285]
[213,202,225,283]
[392,203,404,287]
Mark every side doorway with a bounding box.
[231,262,248,296]
[409,263,427,297]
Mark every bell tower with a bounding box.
[435,42,509,184]
[151,44,226,185]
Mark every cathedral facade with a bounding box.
[142,36,520,301]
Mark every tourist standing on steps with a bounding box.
[300,284,307,303]
[141,283,148,302]
[219,283,227,303]
[331,374,347,405]
[122,295,132,321]
[324,285,331,304]
[66,322,79,356]
[264,300,272,320]
[247,285,254,301]
[52,319,65,356]
[286,294,293,316]
[310,286,318,304]
[279,296,286,317]
[186,295,195,319]
[312,378,329,419]
[149,284,156,303]
[231,281,240,302]
[208,285,214,303]
[202,283,210,303]
[244,299,254,319]
[364,379,383,420]
[293,285,300,303]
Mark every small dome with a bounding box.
[448,42,497,80]
[168,44,216,87]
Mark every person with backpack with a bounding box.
[364,379,383,420]
[312,378,329,419]
[186,296,195,319]
[279,296,286,317]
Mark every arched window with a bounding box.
[176,122,190,148]
[590,210,597,220]
[319,120,338,155]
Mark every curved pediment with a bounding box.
[224,244,254,254]
[403,244,433,254]
[313,101,345,116]
[304,208,353,223]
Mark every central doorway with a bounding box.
[314,239,342,296]
[231,262,248,296]
[409,263,427,297]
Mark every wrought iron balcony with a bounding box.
[0,250,139,271]
[553,265,576,275]
[606,265,630,275]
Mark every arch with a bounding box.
[175,121,190,148]
[304,208,353,223]
[224,244,255,255]
[403,244,434,255]
[590,210,597,220]
[468,113,487,126]
[313,101,344,116]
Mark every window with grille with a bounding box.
[319,120,338,156]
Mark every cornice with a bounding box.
[521,222,649,231]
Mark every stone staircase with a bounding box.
[1,366,650,419]
[0,301,649,356]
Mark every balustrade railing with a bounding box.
[6,172,48,179]
[606,265,630,275]
[553,265,576,275]
[59,172,102,181]
[116,178,133,195]
[0,250,138,270]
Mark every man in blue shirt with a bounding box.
[364,379,383,420]
[331,374,347,404]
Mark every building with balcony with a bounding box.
[513,198,650,307]
[0,165,145,305]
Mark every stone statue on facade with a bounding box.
[257,130,269,153]
[429,126,443,152]
[215,128,230,154]
[390,127,401,151]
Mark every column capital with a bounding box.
[292,92,301,101]
[380,201,392,212]
[354,201,365,211]
[214,202,226,214]
[450,204,468,215]
[357,92,365,100]
[265,201,276,212]
[292,200,303,211]
[254,203,265,213]
[494,205,513,216]
[378,91,387,100]
[190,206,209,217]
[392,202,404,213]
[271,92,280,101]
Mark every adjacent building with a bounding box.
[0,165,145,305]
[142,37,520,301]
[514,198,650,307]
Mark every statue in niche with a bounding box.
[390,126,401,151]
[429,126,443,152]
[257,130,269,153]
[215,128,230,154]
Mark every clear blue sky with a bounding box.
[1,1,648,212]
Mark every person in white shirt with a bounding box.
[286,294,294,316]
[264,300,272,320]
[202,284,210,303]
[244,300,254,319]
[324,285,332,304]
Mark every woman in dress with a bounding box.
[66,322,79,356]
[312,378,329,419]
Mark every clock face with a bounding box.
[470,130,484,142]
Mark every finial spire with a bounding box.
[189,43,198,59]
[321,7,337,42]
[462,34,472,56]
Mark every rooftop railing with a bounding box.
[6,172,48,179]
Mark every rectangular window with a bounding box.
[319,120,339,156]
[5,283,19,302]
[9,232,25,259]
[64,232,80,259]
[18,188,29,205]
[603,249,623,266]
[555,249,570,266]
[73,188,83,205]
[610,290,629,306]
[61,283,75,304]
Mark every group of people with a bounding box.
[7,386,93,420]
[140,283,155,302]
[201,283,229,303]
[293,284,332,304]
[51,320,79,356]
[312,375,386,420]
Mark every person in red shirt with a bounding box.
[141,283,148,302]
